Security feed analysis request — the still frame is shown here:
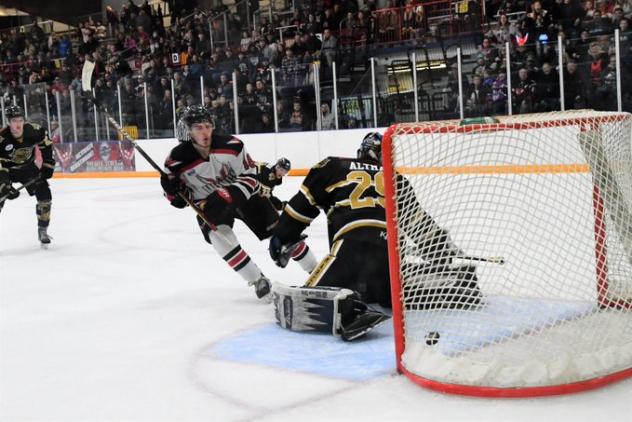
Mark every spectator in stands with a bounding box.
[321,28,338,69]
[281,48,301,86]
[378,4,398,43]
[402,5,416,40]
[535,62,560,111]
[277,100,292,129]
[513,67,537,114]
[564,60,587,109]
[156,89,174,131]
[412,5,426,38]
[523,1,553,40]
[49,119,61,144]
[289,100,310,131]
[492,14,516,44]
[585,10,615,35]
[465,75,490,117]
[596,58,618,109]
[214,94,233,134]
[255,113,274,133]
[490,70,508,114]
[58,35,72,58]
[321,103,335,130]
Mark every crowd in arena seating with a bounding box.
[457,0,632,117]
[0,0,631,140]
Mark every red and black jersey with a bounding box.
[163,133,259,203]
[0,123,54,178]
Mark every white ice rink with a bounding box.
[1,177,631,422]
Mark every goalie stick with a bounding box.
[456,255,505,265]
[80,61,217,230]
[402,244,505,265]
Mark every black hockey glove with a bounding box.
[202,187,246,225]
[0,183,20,201]
[160,174,184,196]
[40,164,54,180]
[269,234,307,268]
[270,196,285,211]
[160,174,189,209]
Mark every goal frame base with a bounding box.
[399,364,632,397]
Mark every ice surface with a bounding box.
[1,178,631,421]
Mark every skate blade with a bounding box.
[40,243,49,250]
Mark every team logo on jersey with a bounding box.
[194,163,236,189]
[4,144,13,151]
[12,147,32,163]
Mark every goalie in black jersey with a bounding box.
[268,132,482,340]
[160,106,316,301]
[0,105,55,247]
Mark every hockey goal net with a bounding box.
[382,110,632,396]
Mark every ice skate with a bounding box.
[38,227,52,249]
[248,276,272,303]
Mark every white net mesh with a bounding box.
[385,110,632,390]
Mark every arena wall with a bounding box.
[134,128,385,175]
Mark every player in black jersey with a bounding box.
[0,105,55,247]
[160,106,316,301]
[268,132,482,340]
[255,157,291,211]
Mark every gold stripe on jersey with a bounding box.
[332,219,387,243]
[285,204,315,224]
[299,184,317,206]
[324,179,355,193]
[305,239,344,287]
[40,134,52,147]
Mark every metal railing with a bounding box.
[3,29,630,140]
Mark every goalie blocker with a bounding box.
[272,284,391,341]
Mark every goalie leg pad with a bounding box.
[272,284,390,341]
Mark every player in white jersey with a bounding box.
[160,106,316,301]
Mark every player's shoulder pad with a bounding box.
[24,122,46,139]
[167,140,198,163]
[211,133,244,155]
[317,156,357,169]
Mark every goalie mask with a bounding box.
[176,105,214,142]
[358,132,383,164]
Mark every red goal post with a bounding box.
[382,111,632,397]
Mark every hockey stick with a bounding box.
[455,255,505,265]
[402,244,505,265]
[0,177,40,203]
[80,61,216,230]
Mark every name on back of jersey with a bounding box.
[349,161,382,172]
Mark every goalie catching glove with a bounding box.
[272,284,391,341]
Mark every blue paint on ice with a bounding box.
[209,296,596,381]
[210,322,396,381]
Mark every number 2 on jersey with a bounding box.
[347,171,385,209]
